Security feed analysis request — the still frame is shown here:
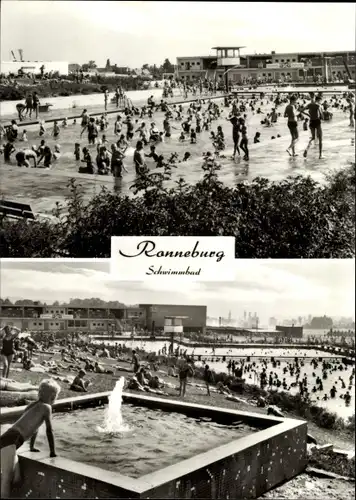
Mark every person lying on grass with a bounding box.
[0,379,60,498]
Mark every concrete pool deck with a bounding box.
[1,392,307,499]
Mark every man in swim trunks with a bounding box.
[284,95,299,157]
[302,93,324,159]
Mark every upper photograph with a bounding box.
[0,1,355,258]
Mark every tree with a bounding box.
[162,58,174,74]
[88,60,97,69]
[0,298,13,305]
[0,162,355,259]
[52,301,60,306]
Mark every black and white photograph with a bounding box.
[0,2,355,500]
[0,259,355,498]
[0,1,355,258]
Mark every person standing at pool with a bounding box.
[178,359,193,397]
[228,113,241,159]
[104,90,109,111]
[81,117,98,145]
[346,98,355,127]
[114,115,123,135]
[284,95,299,157]
[302,93,324,159]
[133,141,146,175]
[0,379,60,498]
[203,364,214,396]
[131,350,140,373]
[0,325,22,378]
[80,109,90,129]
[239,119,249,161]
[25,94,33,118]
[37,146,53,169]
[32,92,40,119]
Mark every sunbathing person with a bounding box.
[0,379,39,392]
[94,361,114,374]
[216,381,232,395]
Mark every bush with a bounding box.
[1,162,355,258]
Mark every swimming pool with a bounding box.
[8,405,257,478]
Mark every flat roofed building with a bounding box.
[0,303,207,333]
[176,49,355,83]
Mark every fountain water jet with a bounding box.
[97,376,130,433]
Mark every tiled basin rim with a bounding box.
[1,392,308,499]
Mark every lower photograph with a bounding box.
[0,259,354,499]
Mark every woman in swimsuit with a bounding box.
[0,325,22,378]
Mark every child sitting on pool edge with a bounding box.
[0,379,60,498]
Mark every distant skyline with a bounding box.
[0,260,354,323]
[1,2,355,67]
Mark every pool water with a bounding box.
[14,405,257,477]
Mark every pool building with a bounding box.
[176,48,356,83]
[0,303,207,334]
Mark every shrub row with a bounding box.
[1,162,355,258]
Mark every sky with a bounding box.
[0,260,354,323]
[1,2,355,68]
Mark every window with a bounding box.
[292,59,296,62]
[275,59,279,62]
[180,62,184,66]
[34,322,37,326]
[56,323,59,326]
[196,62,200,65]
[93,323,96,326]
[287,59,290,62]
[281,59,284,62]
[39,323,42,326]
[268,73,271,77]
[191,62,195,65]
[50,323,53,326]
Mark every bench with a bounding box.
[0,200,35,220]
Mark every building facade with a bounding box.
[275,325,304,338]
[0,303,206,334]
[176,50,355,83]
[176,55,224,82]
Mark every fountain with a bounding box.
[97,377,129,434]
[1,390,307,499]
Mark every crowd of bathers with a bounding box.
[0,89,355,176]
